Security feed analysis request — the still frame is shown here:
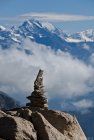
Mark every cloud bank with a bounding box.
[1,12,94,23]
[0,40,94,110]
[21,12,94,22]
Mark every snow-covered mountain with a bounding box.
[0,19,94,61]
[67,29,94,42]
[0,25,21,49]
[0,20,69,50]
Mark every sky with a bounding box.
[0,0,94,32]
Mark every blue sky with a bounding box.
[0,0,94,32]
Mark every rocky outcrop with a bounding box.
[0,110,37,140]
[32,112,69,140]
[38,109,87,140]
[0,109,87,140]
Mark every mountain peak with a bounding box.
[0,26,6,31]
[20,19,56,32]
[66,29,94,42]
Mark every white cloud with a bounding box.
[73,99,93,109]
[83,44,90,50]
[72,99,94,113]
[90,53,94,66]
[0,12,94,23]
[0,40,94,106]
[20,12,94,22]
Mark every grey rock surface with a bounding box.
[39,109,87,140]
[32,111,68,140]
[0,108,87,140]
[0,110,37,140]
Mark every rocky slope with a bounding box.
[0,91,20,110]
[0,108,87,140]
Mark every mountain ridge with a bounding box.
[0,91,20,110]
[0,19,94,61]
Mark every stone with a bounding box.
[38,109,87,140]
[16,108,32,121]
[6,110,17,116]
[0,109,87,140]
[26,69,48,108]
[32,111,68,140]
[0,110,37,140]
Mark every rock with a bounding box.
[38,109,87,140]
[0,110,6,117]
[0,110,37,140]
[16,108,32,121]
[7,110,17,116]
[26,69,48,108]
[0,108,87,140]
[32,111,68,140]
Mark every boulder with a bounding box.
[0,110,37,140]
[32,111,68,140]
[16,108,32,121]
[39,109,87,140]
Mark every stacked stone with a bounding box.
[26,69,48,108]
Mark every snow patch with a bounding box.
[0,26,6,31]
[42,22,55,31]
[66,38,81,43]
[11,37,21,43]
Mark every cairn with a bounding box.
[26,69,48,108]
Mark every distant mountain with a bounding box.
[0,91,20,110]
[0,19,94,61]
[16,19,68,50]
[0,26,21,49]
[68,29,94,42]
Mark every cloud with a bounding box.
[73,99,93,109]
[0,12,94,23]
[83,44,90,50]
[0,40,94,108]
[20,12,94,22]
[73,99,94,113]
[90,53,94,66]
